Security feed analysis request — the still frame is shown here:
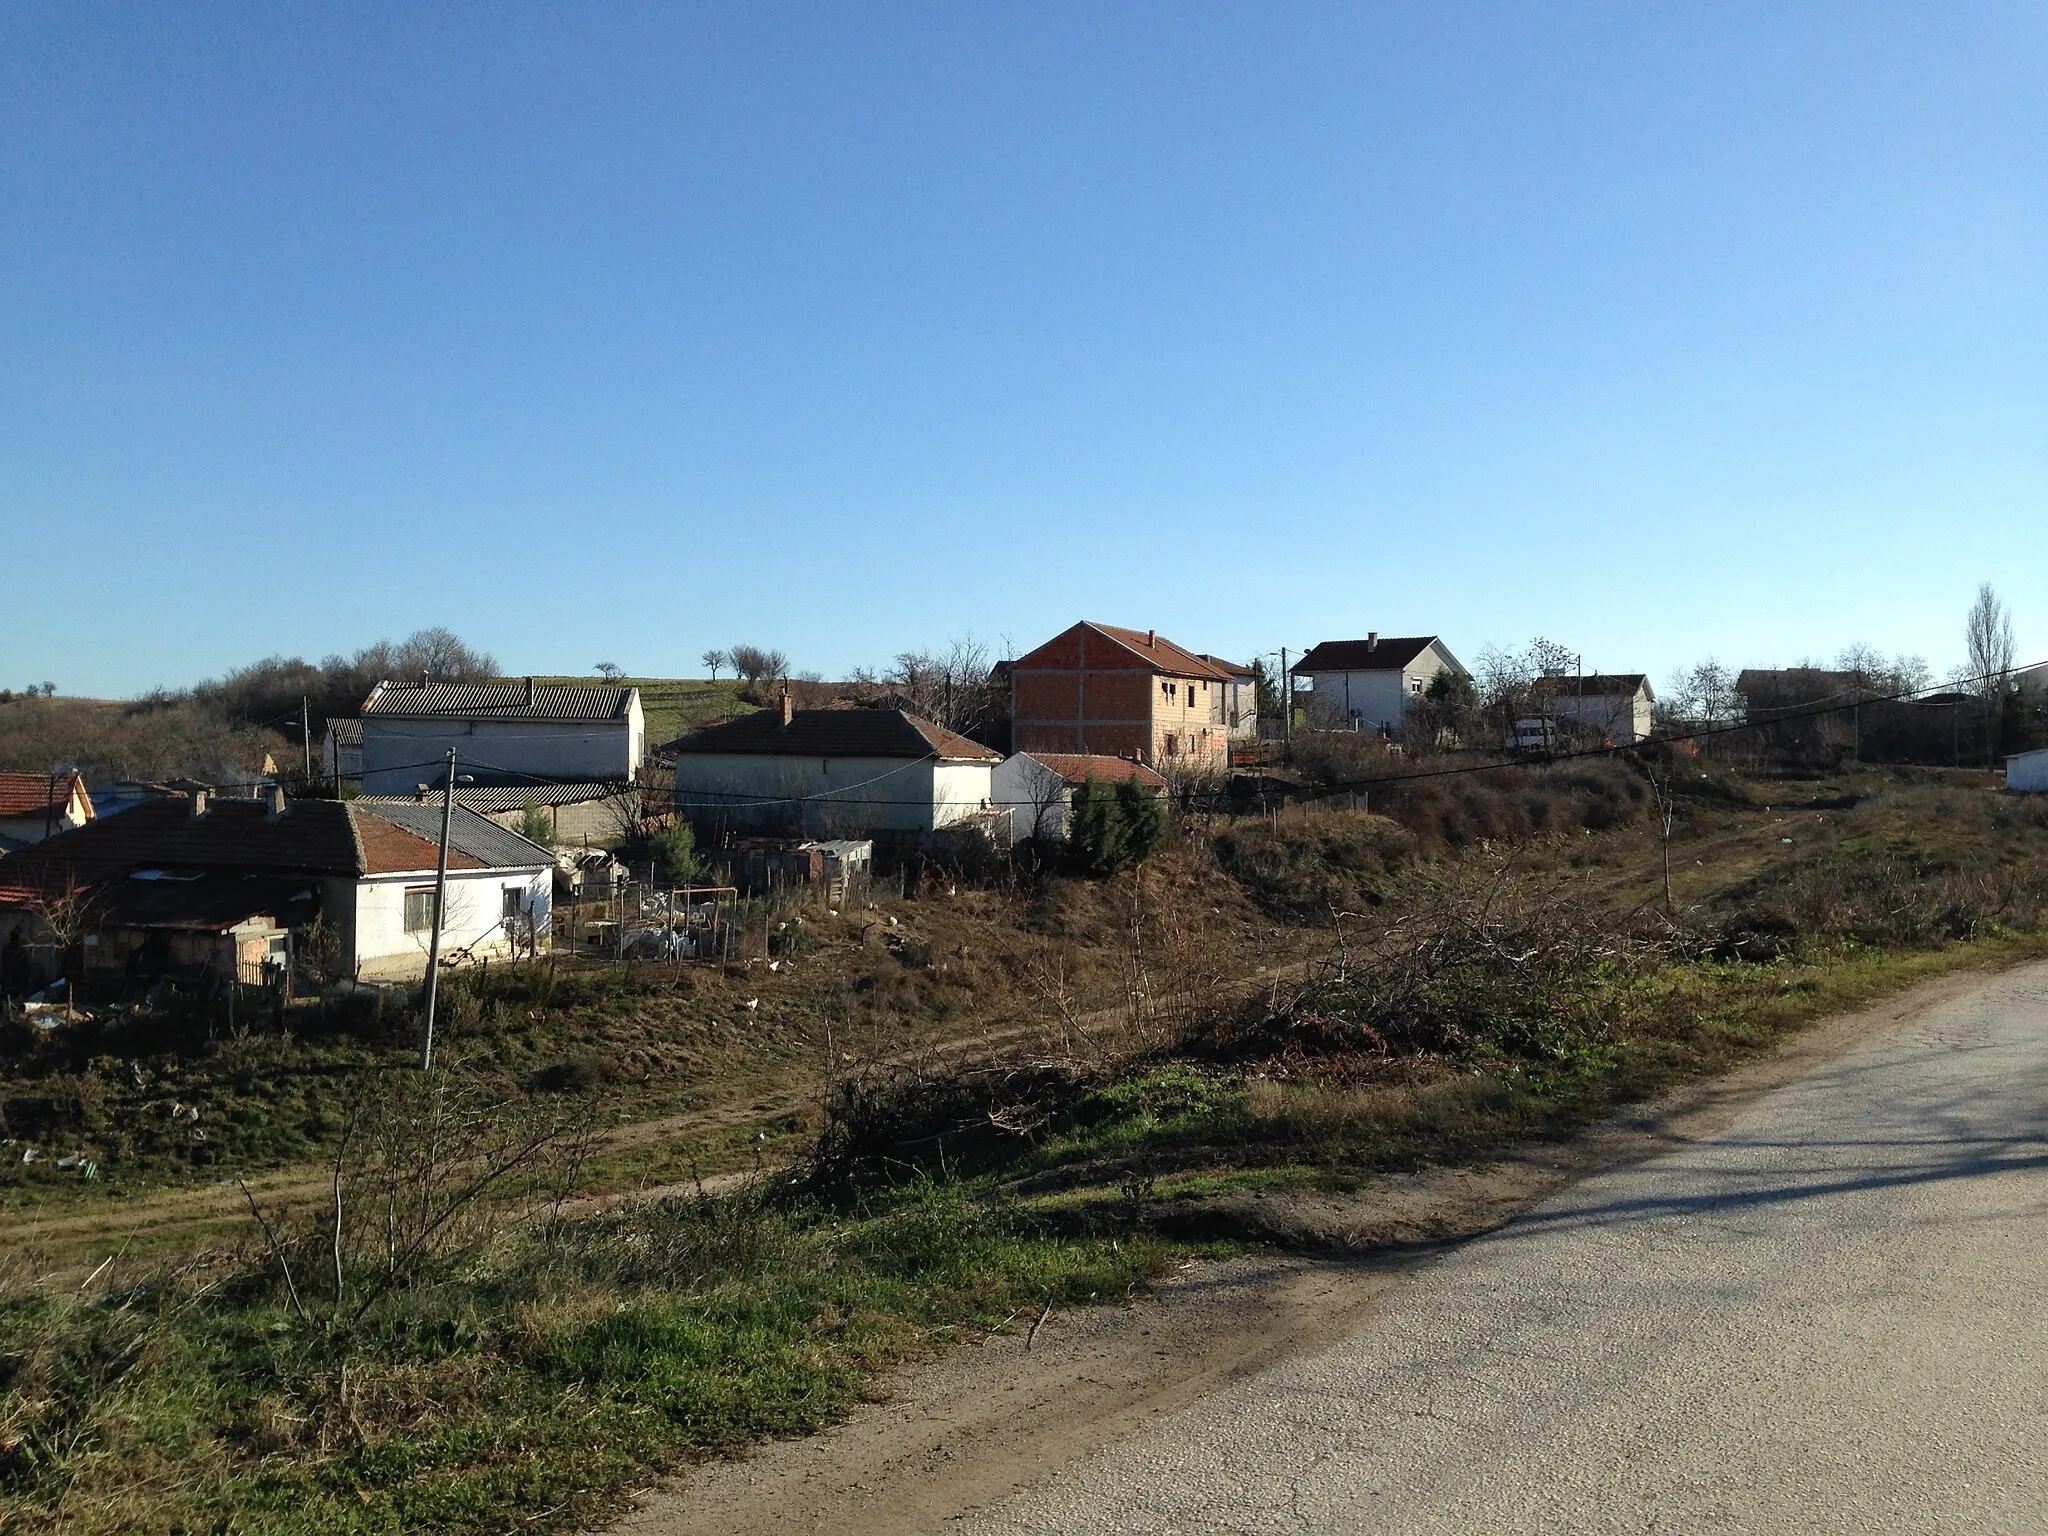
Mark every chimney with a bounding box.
[190,788,209,818]
[779,684,794,727]
[525,675,535,704]
[1146,629,1156,648]
[268,783,287,816]
[1367,631,1378,651]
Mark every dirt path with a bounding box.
[606,957,2027,1536]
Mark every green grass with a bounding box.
[0,1180,1184,1535]
[536,675,756,747]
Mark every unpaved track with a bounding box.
[615,958,2048,1535]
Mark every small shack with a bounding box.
[2008,748,2048,794]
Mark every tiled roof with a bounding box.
[0,770,89,820]
[0,796,546,906]
[1082,624,1237,681]
[361,680,637,721]
[1539,673,1651,699]
[667,708,1001,762]
[1016,753,1169,788]
[1292,637,1446,673]
[357,801,554,870]
[1199,655,1257,679]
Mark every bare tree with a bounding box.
[728,646,788,686]
[880,635,996,734]
[1965,583,2018,766]
[594,662,624,682]
[701,648,730,681]
[1966,584,2017,695]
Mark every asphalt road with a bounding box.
[967,961,2048,1535]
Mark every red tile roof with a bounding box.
[1081,624,1237,681]
[0,770,88,820]
[1019,753,1169,788]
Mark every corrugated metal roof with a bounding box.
[668,708,1001,762]
[325,718,362,746]
[356,800,555,869]
[361,782,629,815]
[361,680,637,721]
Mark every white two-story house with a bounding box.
[1292,634,1466,739]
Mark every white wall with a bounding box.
[992,754,1075,843]
[2009,750,2048,793]
[348,865,553,979]
[1555,693,1654,745]
[674,754,995,838]
[361,717,637,794]
[1303,646,1457,739]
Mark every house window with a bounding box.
[403,886,437,934]
[1161,680,1174,700]
[1165,734,1179,756]
[502,886,525,921]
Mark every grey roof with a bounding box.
[356,800,555,869]
[1293,637,1460,674]
[362,680,638,721]
[325,718,362,746]
[667,708,1001,762]
[1540,673,1652,699]
[363,782,629,816]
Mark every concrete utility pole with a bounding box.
[418,749,458,1071]
[302,697,312,781]
[1280,647,1292,757]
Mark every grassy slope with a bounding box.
[535,676,756,747]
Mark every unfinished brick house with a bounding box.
[1009,622,1235,770]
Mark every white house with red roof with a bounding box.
[992,752,1169,844]
[0,770,94,853]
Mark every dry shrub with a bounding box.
[1210,859,1689,1071]
[1213,812,1417,918]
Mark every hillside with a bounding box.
[537,676,757,746]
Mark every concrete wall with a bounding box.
[361,715,639,794]
[1554,692,1654,745]
[674,754,995,839]
[348,865,553,979]
[479,796,624,849]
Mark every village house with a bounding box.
[1291,634,1467,739]
[2008,748,2048,794]
[1200,657,1264,740]
[991,752,1169,844]
[358,679,645,795]
[1537,673,1656,745]
[1010,622,1235,770]
[0,770,94,853]
[320,717,363,785]
[668,694,1002,842]
[0,789,553,989]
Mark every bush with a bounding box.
[1067,775,1167,876]
[652,821,701,882]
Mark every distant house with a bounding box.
[669,695,1002,841]
[358,679,645,795]
[1732,669,1864,719]
[1536,674,1656,745]
[0,789,552,987]
[1199,657,1263,740]
[321,718,363,785]
[992,753,1169,844]
[2008,748,2048,794]
[1291,635,1467,739]
[0,770,93,853]
[364,781,632,849]
[1010,623,1235,770]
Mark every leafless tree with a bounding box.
[728,646,788,686]
[879,635,997,734]
[1966,583,2017,696]
[701,648,730,681]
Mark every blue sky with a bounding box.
[4,2,2044,696]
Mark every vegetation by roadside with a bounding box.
[4,763,2046,1533]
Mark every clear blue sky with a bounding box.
[4,2,2043,696]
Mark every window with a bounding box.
[502,886,525,921]
[1161,680,1174,700]
[1185,684,1195,706]
[1165,733,1179,756]
[404,887,437,934]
